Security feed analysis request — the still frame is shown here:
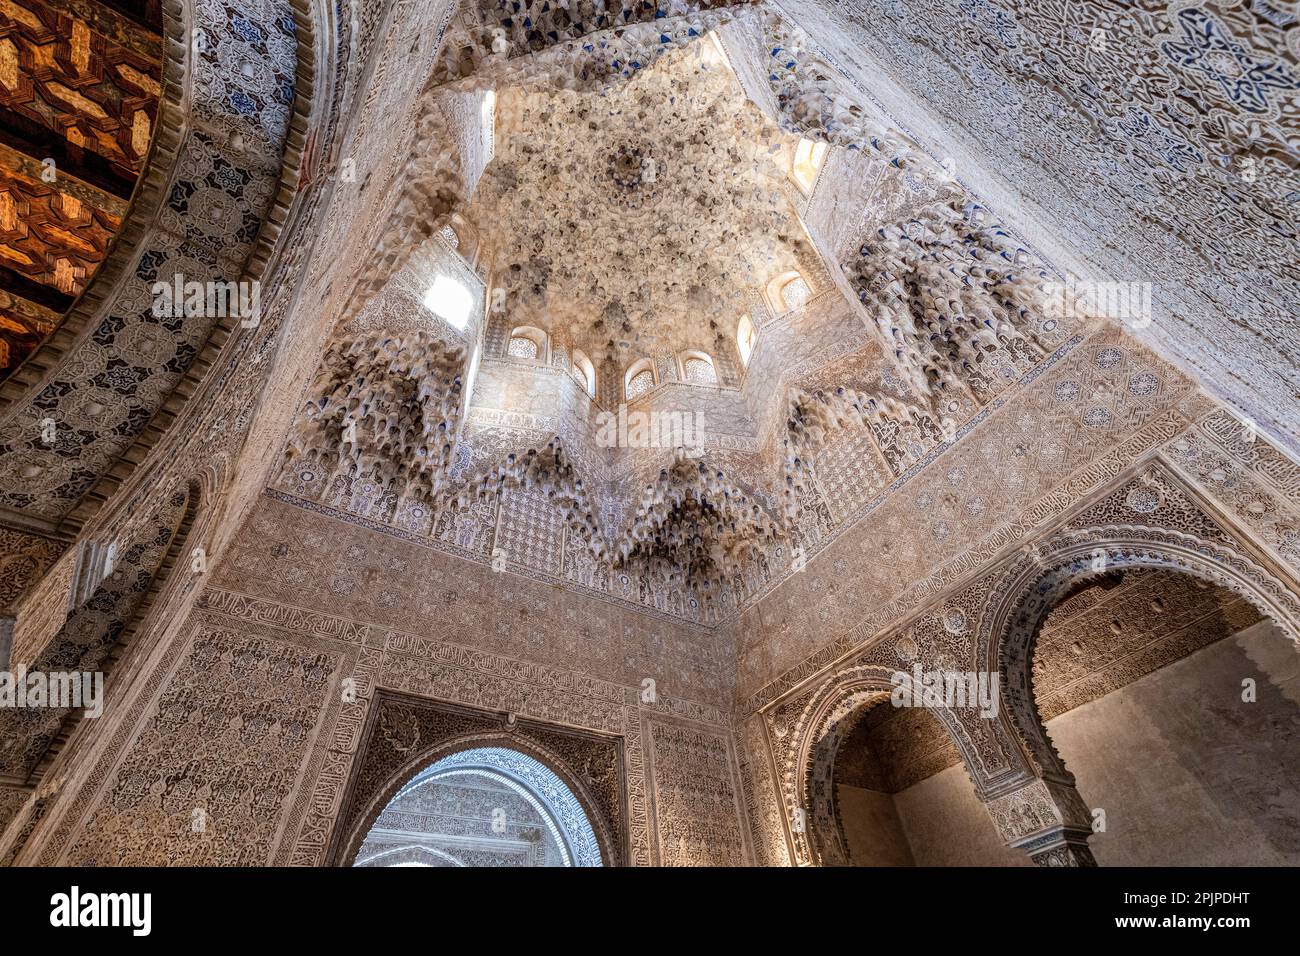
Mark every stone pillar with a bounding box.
[1018,833,1098,867]
[984,777,1098,867]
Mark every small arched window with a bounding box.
[766,271,811,313]
[571,349,596,397]
[679,351,717,385]
[625,359,656,400]
[508,326,547,362]
[440,212,480,262]
[791,138,828,193]
[736,315,755,367]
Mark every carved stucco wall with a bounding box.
[873,618,1300,866]
[8,493,753,865]
[0,0,432,854]
[731,328,1214,704]
[3,2,1298,868]
[0,0,305,526]
[826,569,1264,792]
[778,0,1300,457]
[730,339,1300,865]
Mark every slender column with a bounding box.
[984,777,1098,867]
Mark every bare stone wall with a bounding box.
[892,766,1029,867]
[836,785,913,866]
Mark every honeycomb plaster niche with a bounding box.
[283,332,468,505]
[431,0,760,92]
[847,198,1082,415]
[781,0,1300,456]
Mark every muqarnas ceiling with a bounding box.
[276,9,1105,623]
[470,39,814,362]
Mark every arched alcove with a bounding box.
[765,271,812,314]
[679,350,717,385]
[983,526,1300,865]
[331,696,625,869]
[507,326,549,362]
[1022,568,1300,865]
[781,665,1000,867]
[813,695,1026,867]
[791,138,828,194]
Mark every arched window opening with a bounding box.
[766,271,812,314]
[507,326,547,362]
[422,274,474,331]
[355,846,461,867]
[781,275,811,311]
[508,336,538,360]
[439,213,482,264]
[680,351,717,385]
[355,746,604,868]
[805,690,1015,867]
[792,138,828,193]
[625,360,655,400]
[736,314,755,367]
[571,349,596,397]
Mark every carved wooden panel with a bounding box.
[0,0,158,374]
[0,0,161,179]
[0,161,120,291]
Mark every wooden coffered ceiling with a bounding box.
[0,0,161,377]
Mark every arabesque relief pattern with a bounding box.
[787,0,1300,455]
[329,693,624,867]
[0,0,301,521]
[1,1,1298,870]
[737,436,1300,866]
